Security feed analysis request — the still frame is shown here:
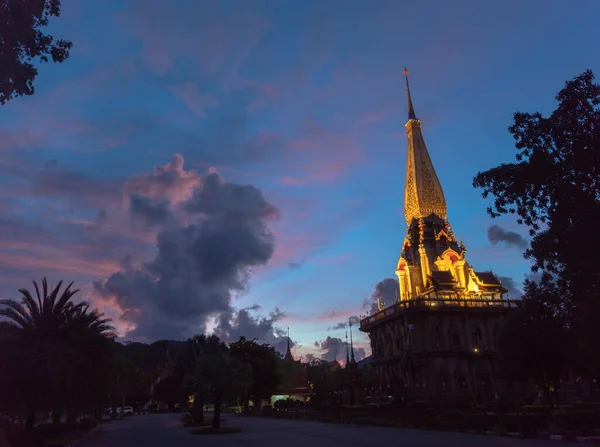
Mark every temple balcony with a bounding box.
[359,297,519,332]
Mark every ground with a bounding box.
[82,413,569,446]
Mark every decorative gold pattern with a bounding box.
[403,120,447,225]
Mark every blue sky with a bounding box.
[1,0,599,361]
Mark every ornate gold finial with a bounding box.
[403,67,417,120]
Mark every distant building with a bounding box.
[359,69,518,400]
[271,332,312,405]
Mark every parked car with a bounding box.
[112,406,134,417]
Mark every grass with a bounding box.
[190,426,242,435]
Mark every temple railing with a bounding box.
[359,297,520,328]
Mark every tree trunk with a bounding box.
[66,409,77,425]
[52,408,62,427]
[120,394,125,419]
[212,392,222,429]
[24,400,36,430]
[192,392,204,425]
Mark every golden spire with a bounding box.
[402,68,447,225]
[403,67,417,120]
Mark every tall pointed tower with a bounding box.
[395,68,506,302]
[359,69,516,399]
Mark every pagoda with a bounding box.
[359,69,518,399]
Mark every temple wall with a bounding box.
[366,308,507,398]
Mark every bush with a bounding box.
[498,413,520,434]
[466,412,496,433]
[77,418,98,430]
[438,409,466,432]
[553,410,600,435]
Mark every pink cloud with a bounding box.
[124,1,271,89]
[363,110,390,123]
[275,116,365,186]
[0,251,121,278]
[280,176,303,186]
[108,137,127,149]
[124,153,202,206]
[0,129,44,151]
[317,310,356,322]
[278,161,347,186]
[171,82,219,117]
[312,253,354,266]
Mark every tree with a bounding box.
[153,373,184,410]
[110,342,146,419]
[0,278,114,428]
[229,337,281,408]
[305,359,345,408]
[473,69,600,377]
[185,335,250,429]
[495,273,573,401]
[0,0,72,105]
[183,334,209,425]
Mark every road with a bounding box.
[82,413,569,447]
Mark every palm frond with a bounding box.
[48,280,66,315]
[18,288,41,326]
[0,299,34,328]
[56,285,80,318]
[33,279,44,316]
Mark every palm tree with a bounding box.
[0,278,114,429]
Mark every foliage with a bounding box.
[185,335,251,428]
[305,359,345,408]
[473,69,600,377]
[0,278,114,428]
[229,336,281,406]
[495,273,573,391]
[110,341,147,415]
[153,373,185,409]
[182,334,209,425]
[0,0,73,104]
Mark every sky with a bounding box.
[1,0,599,361]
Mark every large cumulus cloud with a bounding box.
[94,154,280,341]
[316,336,366,363]
[363,277,398,314]
[214,305,293,355]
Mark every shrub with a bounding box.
[553,409,600,435]
[77,418,98,430]
[466,412,496,433]
[439,409,466,432]
[498,413,520,434]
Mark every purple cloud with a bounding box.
[94,154,280,341]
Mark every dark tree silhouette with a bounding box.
[0,0,72,104]
[473,70,600,377]
[0,278,114,429]
[229,337,281,408]
[495,273,573,400]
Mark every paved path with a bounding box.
[83,413,570,446]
